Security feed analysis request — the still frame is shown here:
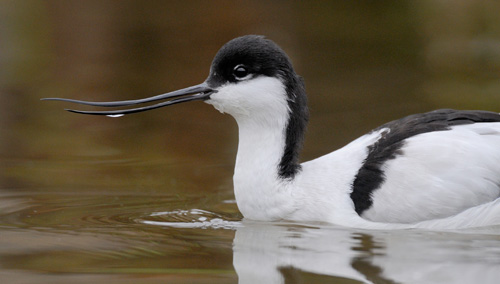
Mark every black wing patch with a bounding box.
[350,109,500,215]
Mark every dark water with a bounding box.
[1,1,500,283]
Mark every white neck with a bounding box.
[206,76,298,220]
[233,117,297,220]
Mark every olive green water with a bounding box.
[1,1,500,283]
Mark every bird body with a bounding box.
[44,35,500,229]
[362,123,500,224]
[299,121,500,228]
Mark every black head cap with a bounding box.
[207,35,297,87]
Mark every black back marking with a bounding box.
[351,109,500,215]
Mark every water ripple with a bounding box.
[0,192,241,231]
[140,209,242,229]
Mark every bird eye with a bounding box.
[233,65,250,80]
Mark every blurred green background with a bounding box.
[1,1,499,192]
[1,1,499,193]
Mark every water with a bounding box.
[1,1,500,283]
[1,188,500,283]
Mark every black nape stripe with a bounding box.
[278,75,308,179]
[350,109,500,215]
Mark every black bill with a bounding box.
[41,83,214,115]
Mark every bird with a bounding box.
[43,35,500,229]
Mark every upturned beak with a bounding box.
[42,82,215,116]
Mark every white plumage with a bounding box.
[207,64,500,229]
[364,123,500,224]
[295,124,500,229]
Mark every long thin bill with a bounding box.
[42,83,214,115]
